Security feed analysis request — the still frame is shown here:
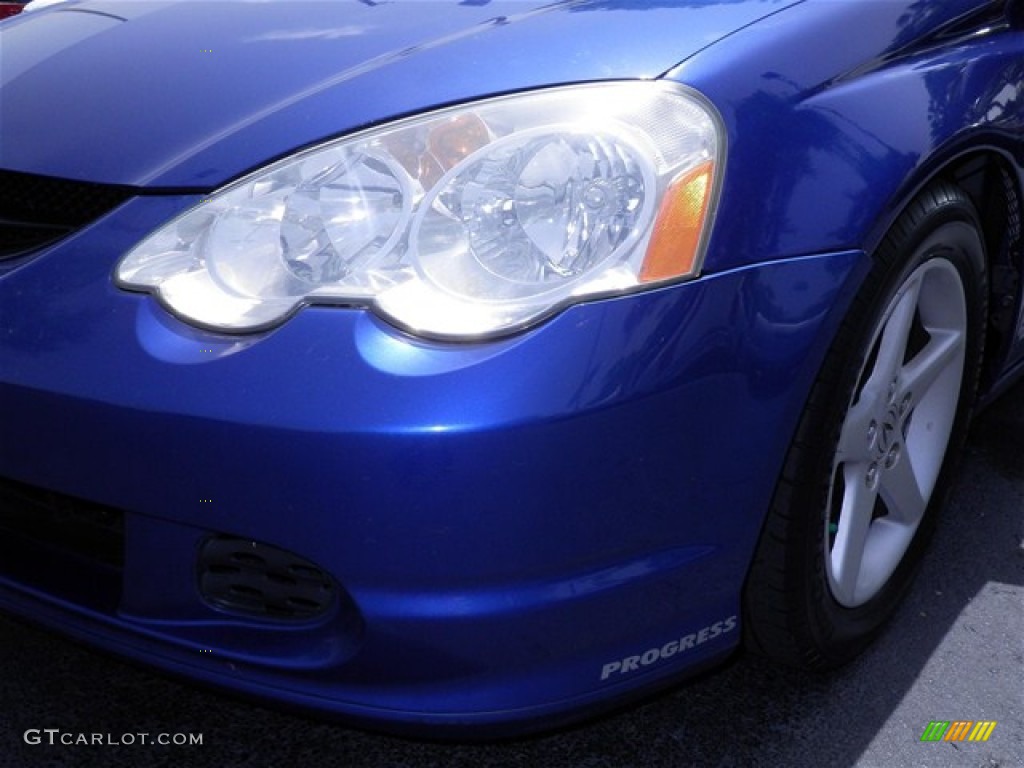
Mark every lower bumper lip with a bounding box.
[0,499,734,735]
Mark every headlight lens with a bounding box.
[116,82,722,339]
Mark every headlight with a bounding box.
[116,82,723,340]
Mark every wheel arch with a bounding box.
[742,175,990,667]
[868,148,1024,395]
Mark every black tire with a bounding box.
[743,181,988,669]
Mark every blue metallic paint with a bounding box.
[0,0,797,187]
[0,0,1022,733]
[671,0,1024,270]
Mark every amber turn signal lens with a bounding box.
[640,161,714,283]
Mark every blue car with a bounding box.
[1,0,1022,735]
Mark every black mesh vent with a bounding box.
[198,537,337,620]
[0,477,125,568]
[0,168,135,258]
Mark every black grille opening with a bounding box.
[0,168,136,258]
[197,537,337,621]
[0,477,125,568]
[0,219,70,255]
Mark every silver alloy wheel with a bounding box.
[826,257,967,607]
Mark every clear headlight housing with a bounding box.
[116,82,723,340]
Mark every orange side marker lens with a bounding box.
[640,161,714,283]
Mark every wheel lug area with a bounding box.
[866,462,880,490]
[867,420,878,448]
[885,444,901,469]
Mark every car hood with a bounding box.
[0,0,798,188]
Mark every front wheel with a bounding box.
[744,182,987,668]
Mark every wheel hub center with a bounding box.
[879,408,900,453]
[866,396,912,487]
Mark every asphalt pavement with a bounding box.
[1,382,1021,768]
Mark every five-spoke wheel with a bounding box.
[744,181,987,668]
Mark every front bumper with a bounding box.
[0,195,867,732]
